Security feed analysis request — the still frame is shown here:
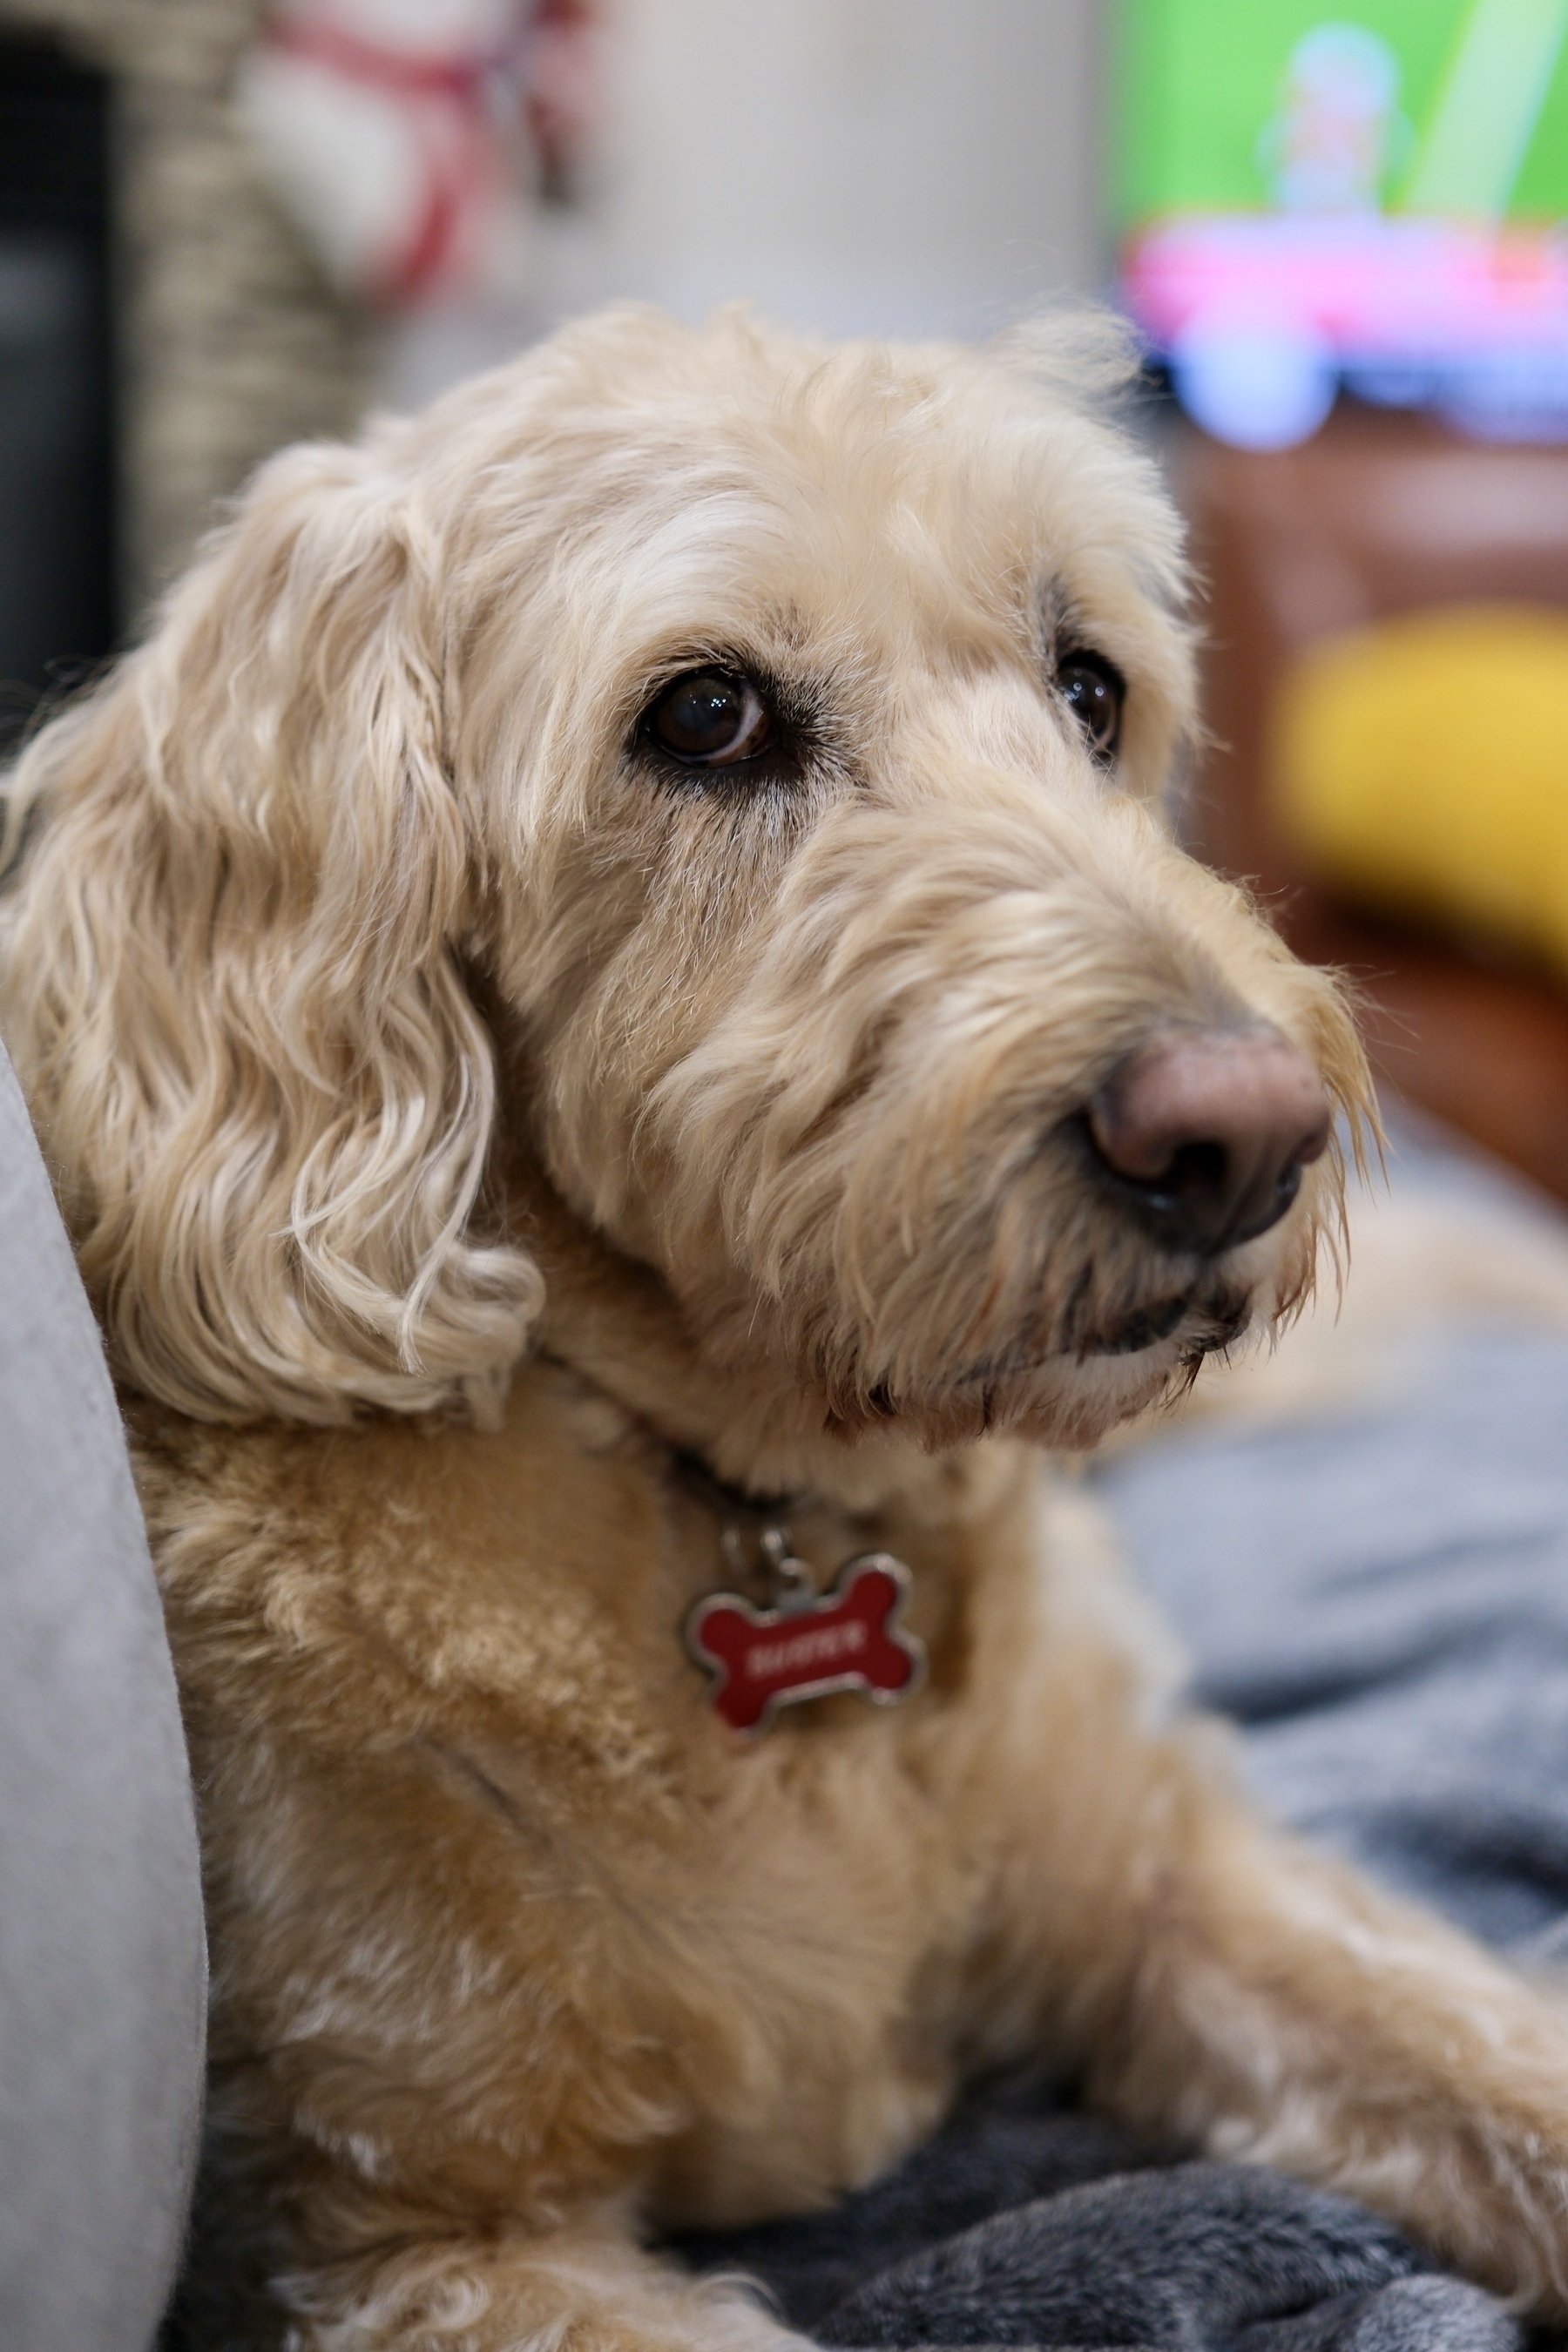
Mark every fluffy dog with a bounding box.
[6,306,1568,2349]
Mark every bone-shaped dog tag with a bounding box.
[685,1551,926,1734]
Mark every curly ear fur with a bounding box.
[0,436,542,1423]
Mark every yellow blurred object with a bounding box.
[1271,604,1568,977]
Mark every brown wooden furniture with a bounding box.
[1173,405,1568,1200]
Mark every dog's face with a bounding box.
[452,311,1364,1447]
[0,307,1367,1442]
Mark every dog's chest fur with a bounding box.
[127,1358,1165,2236]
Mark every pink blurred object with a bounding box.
[1125,213,1568,447]
[237,0,605,308]
[1128,215,1568,365]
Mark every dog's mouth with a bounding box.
[1078,1291,1193,1357]
[1078,1285,1252,1361]
[845,1275,1256,1446]
[939,1277,1254,1399]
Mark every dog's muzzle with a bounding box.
[1084,1024,1331,1259]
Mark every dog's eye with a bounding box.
[645,670,776,767]
[1056,651,1125,760]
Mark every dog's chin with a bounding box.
[854,1288,1257,1455]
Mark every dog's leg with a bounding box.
[993,1521,1568,2315]
[1096,1791,1568,2310]
[277,2221,808,2352]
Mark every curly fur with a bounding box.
[7,307,1568,2352]
[0,304,1357,1436]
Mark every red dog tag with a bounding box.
[685,1552,925,1734]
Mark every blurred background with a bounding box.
[2,0,1567,1196]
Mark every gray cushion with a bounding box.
[1093,1122,1568,1952]
[0,1040,205,2352]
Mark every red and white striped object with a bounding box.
[237,0,605,308]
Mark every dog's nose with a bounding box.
[1085,1027,1331,1256]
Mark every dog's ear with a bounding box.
[0,436,544,1423]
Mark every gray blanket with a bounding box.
[674,2088,1518,2349]
[677,1125,1568,2352]
[1098,1128,1568,1958]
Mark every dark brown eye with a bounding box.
[1057,650,1125,760]
[645,669,776,767]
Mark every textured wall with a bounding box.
[384,0,1106,413]
[0,1,1105,606]
[0,0,371,618]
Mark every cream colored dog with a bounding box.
[6,306,1568,2349]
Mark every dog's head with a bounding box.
[0,307,1367,1445]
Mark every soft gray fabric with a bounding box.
[677,2092,1520,2351]
[821,2166,1516,2351]
[1092,1132,1568,1951]
[0,1040,206,2352]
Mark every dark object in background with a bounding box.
[0,33,115,736]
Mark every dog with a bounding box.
[7,304,1568,2349]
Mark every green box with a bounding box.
[1115,1,1568,228]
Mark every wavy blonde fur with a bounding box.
[0,436,541,1422]
[0,301,1361,1447]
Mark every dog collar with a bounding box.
[684,1524,925,1735]
[539,1352,926,1735]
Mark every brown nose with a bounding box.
[1085,1026,1331,1256]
